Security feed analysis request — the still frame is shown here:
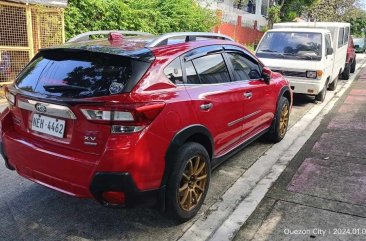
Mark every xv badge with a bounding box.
[84,135,97,146]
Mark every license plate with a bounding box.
[32,114,65,138]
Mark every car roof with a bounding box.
[274,22,350,28]
[41,32,239,61]
[267,28,330,34]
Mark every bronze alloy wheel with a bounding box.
[279,103,289,137]
[178,155,208,212]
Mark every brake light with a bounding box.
[4,87,15,106]
[81,110,134,121]
[102,191,125,205]
[108,32,123,42]
[80,102,165,134]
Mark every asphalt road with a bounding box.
[1,55,365,241]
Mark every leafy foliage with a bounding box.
[305,0,357,21]
[268,5,281,28]
[65,0,218,40]
[279,0,317,21]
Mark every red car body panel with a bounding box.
[0,37,292,207]
[346,36,356,64]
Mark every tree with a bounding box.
[65,0,218,40]
[280,0,317,21]
[304,0,357,21]
[265,0,317,24]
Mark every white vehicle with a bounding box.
[255,22,350,101]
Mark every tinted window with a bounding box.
[164,58,183,84]
[185,61,199,84]
[16,50,150,98]
[226,53,261,80]
[338,28,344,48]
[192,54,230,84]
[257,32,322,61]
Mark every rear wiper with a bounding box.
[43,85,89,92]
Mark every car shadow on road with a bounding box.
[6,184,183,240]
[292,93,315,106]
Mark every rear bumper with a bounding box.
[0,138,164,208]
[90,172,165,208]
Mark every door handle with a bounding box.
[244,92,253,99]
[200,103,213,111]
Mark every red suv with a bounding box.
[0,31,292,221]
[342,35,357,80]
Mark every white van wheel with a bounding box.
[328,75,338,91]
[315,82,327,102]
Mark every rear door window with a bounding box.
[191,54,230,84]
[16,50,150,98]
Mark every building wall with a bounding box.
[214,15,264,46]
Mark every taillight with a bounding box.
[80,102,165,134]
[81,110,134,121]
[4,87,15,106]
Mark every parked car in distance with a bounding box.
[256,22,350,102]
[342,35,356,80]
[353,37,366,53]
[0,31,292,221]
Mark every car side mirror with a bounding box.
[326,47,333,55]
[262,67,272,85]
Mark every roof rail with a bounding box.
[146,32,234,47]
[67,30,153,43]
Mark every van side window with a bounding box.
[226,52,261,81]
[191,54,231,84]
[344,26,350,44]
[325,34,332,50]
[164,58,183,84]
[338,28,344,48]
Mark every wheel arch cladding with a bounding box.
[270,86,291,133]
[162,125,214,187]
[282,88,291,104]
[278,86,291,106]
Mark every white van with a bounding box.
[255,22,350,101]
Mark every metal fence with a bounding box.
[0,1,65,84]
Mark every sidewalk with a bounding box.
[234,70,366,241]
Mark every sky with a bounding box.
[359,0,366,10]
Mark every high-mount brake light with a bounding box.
[108,32,124,41]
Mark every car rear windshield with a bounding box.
[354,38,365,46]
[15,50,151,98]
[257,32,322,61]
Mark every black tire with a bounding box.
[166,142,211,222]
[328,75,338,91]
[267,96,290,143]
[350,58,356,73]
[342,64,350,80]
[315,82,327,102]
